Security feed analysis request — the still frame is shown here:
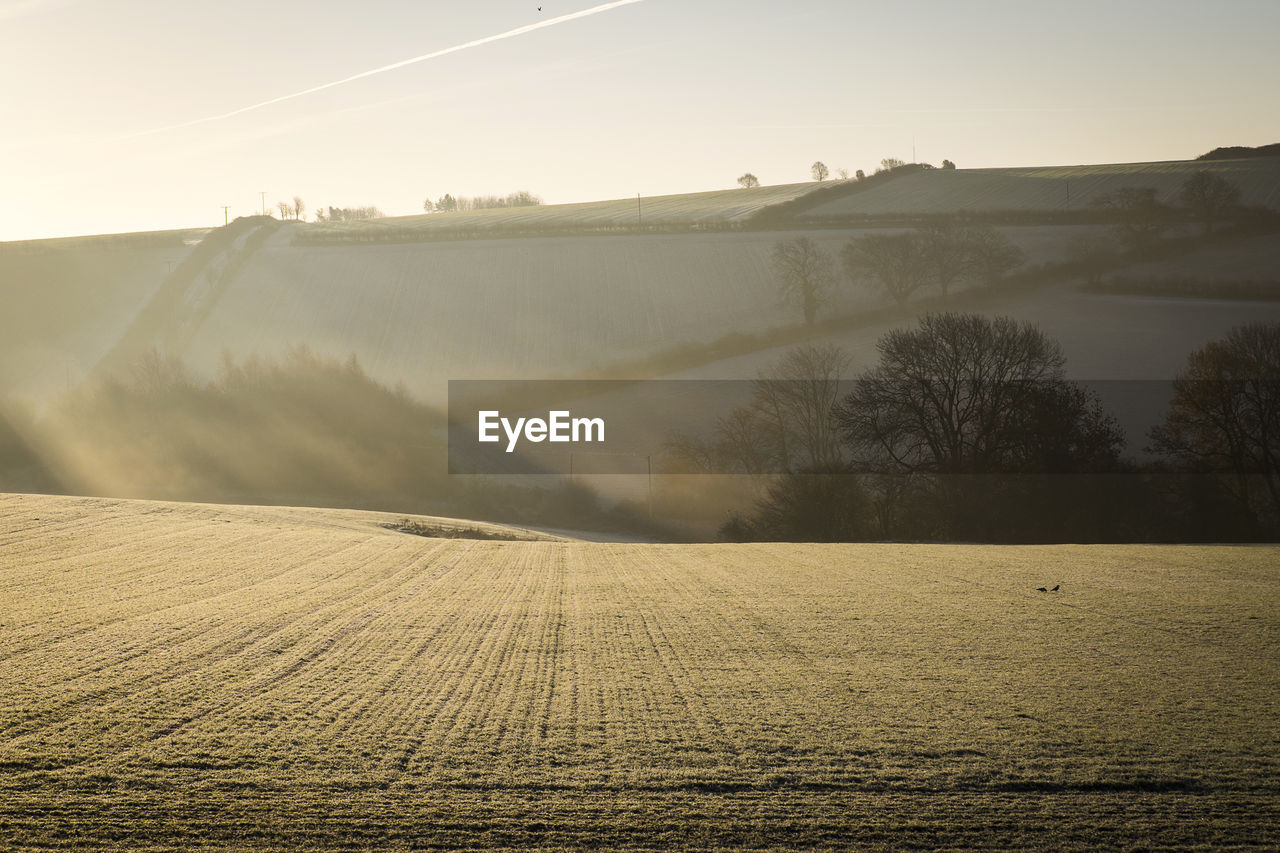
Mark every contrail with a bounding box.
[128,0,644,138]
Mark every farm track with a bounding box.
[1,493,1277,850]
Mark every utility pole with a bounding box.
[259,191,267,216]
[221,206,230,226]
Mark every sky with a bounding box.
[2,0,1278,240]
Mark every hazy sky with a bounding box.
[3,0,1278,240]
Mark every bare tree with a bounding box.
[841,232,929,306]
[918,221,969,296]
[833,313,1123,539]
[961,225,1025,286]
[1178,170,1240,235]
[878,157,906,173]
[772,237,835,326]
[422,198,435,213]
[752,344,850,471]
[1067,232,1118,287]
[811,161,829,181]
[1094,186,1170,257]
[835,313,1122,476]
[836,167,850,180]
[292,196,306,222]
[276,201,292,220]
[737,173,760,189]
[1150,322,1280,530]
[665,345,850,476]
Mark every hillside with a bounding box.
[796,158,1280,219]
[0,230,204,397]
[99,224,1132,403]
[4,157,1279,409]
[2,492,1276,850]
[302,182,824,242]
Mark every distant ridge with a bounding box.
[1198,143,1280,161]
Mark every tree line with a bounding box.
[772,223,1024,325]
[739,156,957,190]
[668,314,1280,543]
[424,191,543,213]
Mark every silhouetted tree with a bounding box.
[834,313,1124,538]
[836,313,1121,476]
[292,196,306,222]
[751,345,850,472]
[811,161,829,181]
[666,344,849,476]
[772,237,835,326]
[1067,232,1119,287]
[918,221,969,296]
[436,194,458,211]
[941,159,956,170]
[738,173,760,189]
[962,225,1025,285]
[1149,322,1280,534]
[1178,170,1240,235]
[855,169,866,181]
[841,232,929,305]
[1094,186,1170,257]
[836,167,850,180]
[878,157,906,173]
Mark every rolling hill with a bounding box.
[301,181,824,242]
[2,156,1278,410]
[795,158,1280,219]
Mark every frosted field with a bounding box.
[799,159,1280,218]
[1,493,1277,851]
[175,229,879,400]
[673,277,1280,382]
[117,225,1105,402]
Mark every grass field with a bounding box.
[2,493,1276,850]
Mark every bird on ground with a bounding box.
[1051,584,1060,592]
[1036,587,1048,593]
